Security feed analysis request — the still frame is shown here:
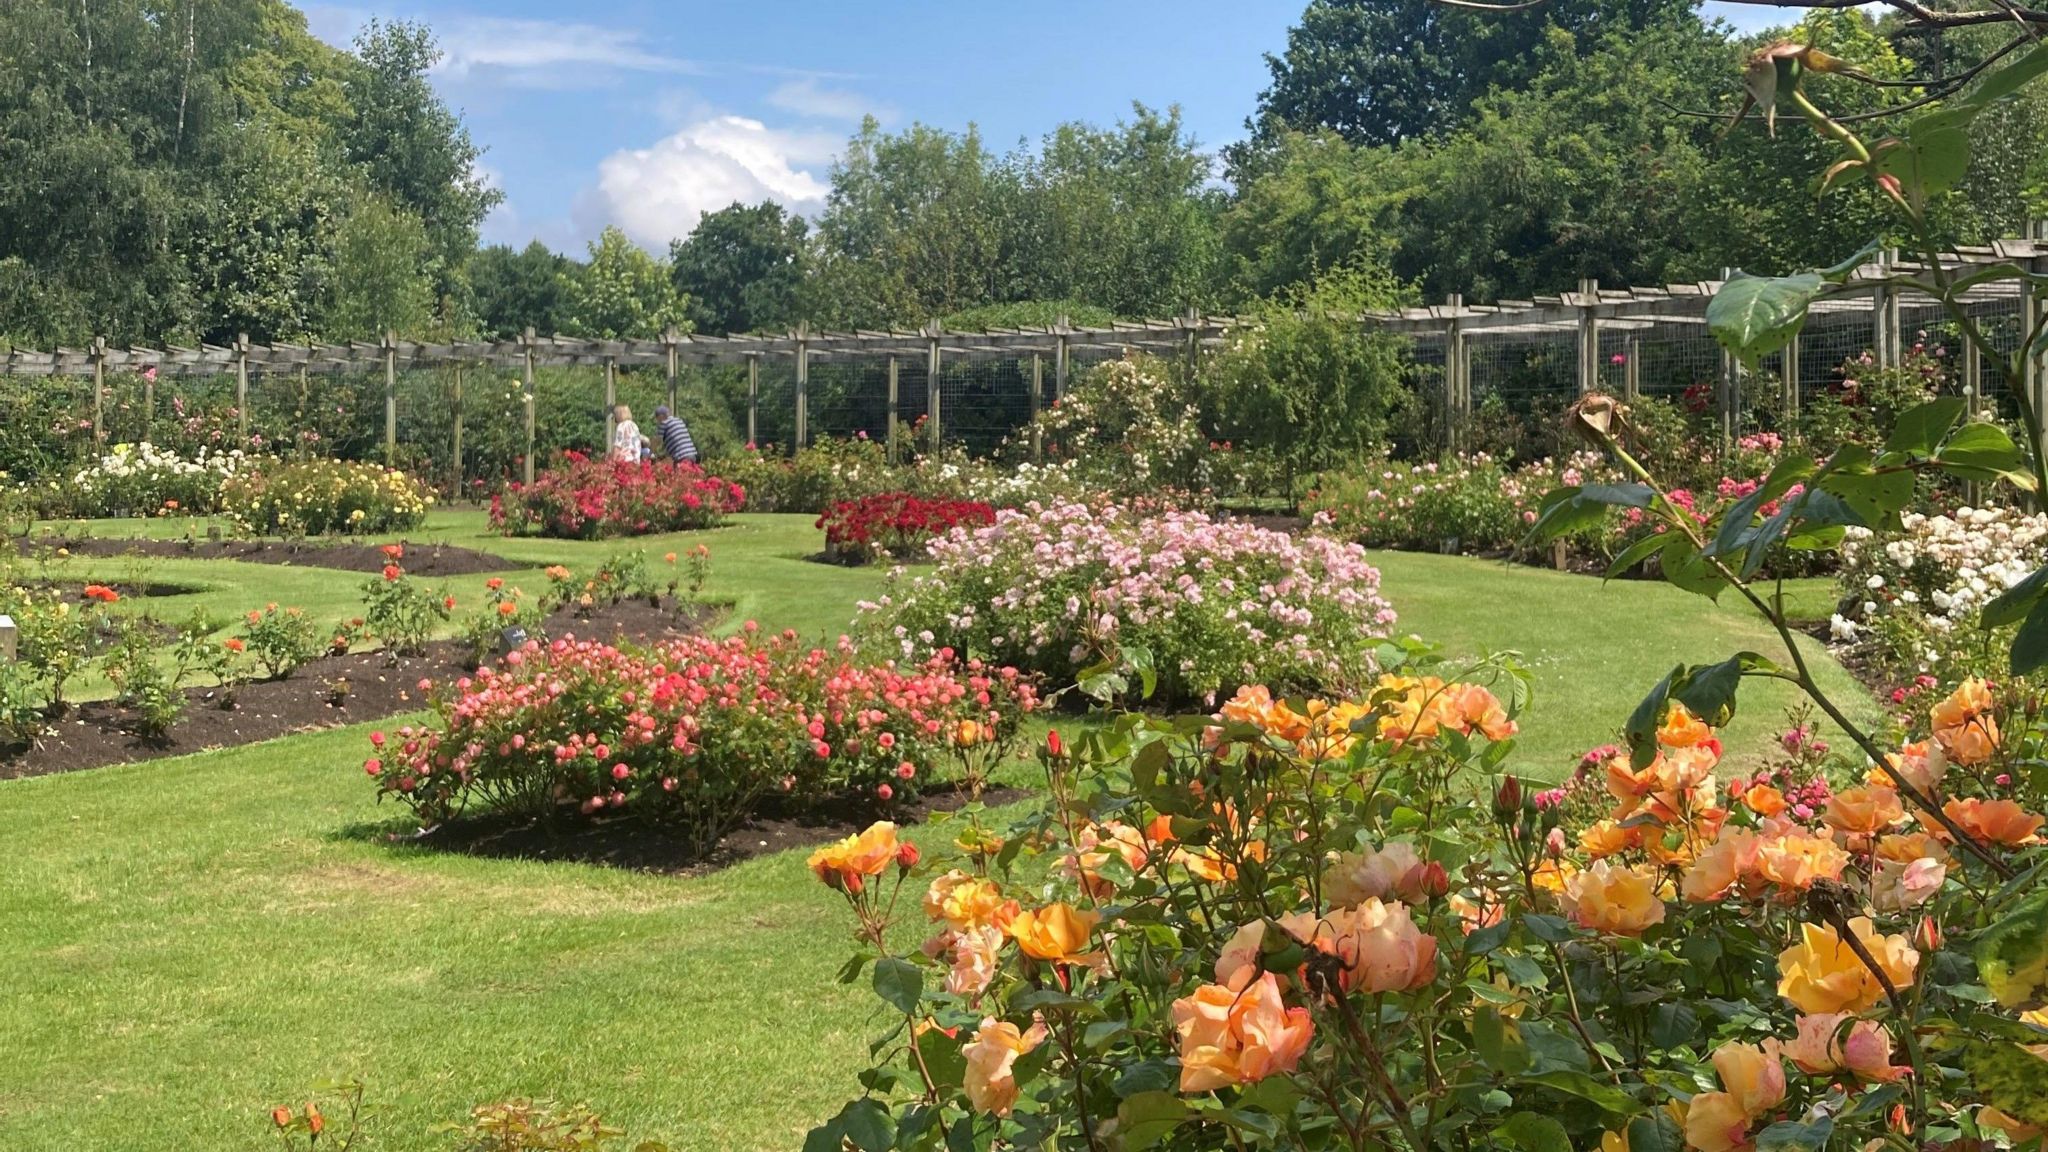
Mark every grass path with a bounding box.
[0,512,1878,1150]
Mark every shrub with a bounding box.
[7,591,99,709]
[456,576,543,670]
[805,660,2048,1152]
[712,436,892,513]
[1834,505,2048,682]
[0,661,42,750]
[491,452,745,539]
[366,629,1039,854]
[862,502,1397,704]
[1303,453,1588,554]
[221,459,433,536]
[1027,355,1210,493]
[817,492,996,564]
[361,548,450,660]
[60,441,250,518]
[239,602,325,680]
[102,620,183,741]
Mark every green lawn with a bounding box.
[0,512,1878,1150]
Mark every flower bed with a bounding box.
[53,442,250,518]
[816,492,996,564]
[1833,505,2048,682]
[220,459,433,536]
[366,628,1039,853]
[491,452,745,539]
[861,502,1397,704]
[804,661,2048,1151]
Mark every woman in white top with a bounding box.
[610,404,643,462]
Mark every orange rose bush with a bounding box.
[805,644,2048,1150]
[367,628,1037,854]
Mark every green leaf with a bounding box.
[1709,451,1815,560]
[1649,1002,1699,1050]
[872,957,923,1016]
[1976,889,2048,1010]
[1886,397,1967,456]
[1492,1112,1574,1152]
[1708,272,1824,368]
[1874,123,1970,200]
[1605,530,1674,580]
[1114,1092,1190,1150]
[1936,421,2023,474]
[1753,1117,1833,1151]
[1626,667,1680,769]
[2012,599,2048,677]
[1965,1039,2048,1126]
[1816,470,1907,531]
[1525,484,1656,545]
[1984,565,2048,629]
[1520,1069,1636,1115]
[1625,1112,1684,1152]
[1675,652,1780,728]
[1659,537,1729,600]
[1970,38,2048,111]
[836,1099,896,1152]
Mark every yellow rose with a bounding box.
[1710,1039,1785,1117]
[1777,917,1918,1014]
[1931,677,2000,766]
[1560,860,1666,936]
[923,870,1015,932]
[806,821,900,892]
[1682,1091,1752,1152]
[1006,903,1099,964]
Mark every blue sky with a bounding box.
[305,1,1784,255]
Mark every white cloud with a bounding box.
[766,77,893,123]
[432,17,701,85]
[577,116,836,250]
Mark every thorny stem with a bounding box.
[1325,985,1428,1151]
[1815,898,1932,1122]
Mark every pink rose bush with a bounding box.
[366,628,1037,852]
[860,501,1397,704]
[804,651,2048,1151]
[491,451,746,539]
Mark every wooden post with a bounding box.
[521,328,537,486]
[793,323,809,452]
[91,336,106,449]
[1445,296,1466,454]
[382,330,397,465]
[1182,306,1200,380]
[450,361,464,497]
[1054,316,1071,406]
[235,332,250,442]
[603,355,618,454]
[1575,279,1600,395]
[746,353,760,448]
[143,356,155,439]
[2025,225,2048,463]
[1963,335,1985,506]
[1030,351,1044,462]
[1719,269,1741,452]
[1871,248,1901,369]
[1782,334,1801,421]
[926,321,943,453]
[663,326,680,413]
[886,355,900,464]
[1623,332,1641,403]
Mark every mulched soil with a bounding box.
[0,595,716,781]
[13,534,522,577]
[398,785,1031,877]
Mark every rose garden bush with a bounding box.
[220,458,434,536]
[365,627,1040,854]
[53,441,251,518]
[1833,505,2048,684]
[491,451,746,539]
[818,492,997,564]
[860,502,1398,706]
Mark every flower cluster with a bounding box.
[63,441,249,517]
[1835,506,2048,679]
[862,501,1398,704]
[491,452,745,539]
[804,653,2048,1152]
[816,492,996,564]
[368,628,1037,851]
[1304,451,1618,554]
[220,459,432,536]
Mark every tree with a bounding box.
[1231,0,1696,171]
[1220,131,1403,300]
[471,241,575,337]
[341,19,498,304]
[668,201,810,335]
[322,194,437,341]
[561,226,689,339]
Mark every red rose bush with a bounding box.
[491,451,746,539]
[817,492,997,564]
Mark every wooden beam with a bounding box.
[522,328,537,486]
[383,330,397,465]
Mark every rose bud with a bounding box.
[271,1107,293,1129]
[896,842,921,871]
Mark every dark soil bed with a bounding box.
[388,784,1032,876]
[0,595,718,781]
[15,534,522,577]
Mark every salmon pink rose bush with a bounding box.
[804,645,2048,1151]
[860,501,1397,705]
[366,628,1037,853]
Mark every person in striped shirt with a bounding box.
[652,406,698,464]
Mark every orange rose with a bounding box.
[1777,918,1918,1014]
[1007,903,1099,964]
[1658,702,1712,749]
[943,926,1005,999]
[1447,682,1517,741]
[924,870,1015,932]
[1065,821,1151,898]
[1711,1039,1786,1117]
[1741,783,1787,817]
[1874,740,1946,793]
[1682,829,1759,903]
[1321,898,1437,994]
[1560,860,1666,936]
[807,821,900,892]
[1751,830,1849,898]
[1931,677,2000,766]
[1823,784,1904,838]
[1941,797,2044,846]
[1170,971,1314,1092]
[961,1016,1046,1115]
[1579,819,1640,860]
[1683,1092,1753,1152]
[1322,841,1425,906]
[954,719,986,747]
